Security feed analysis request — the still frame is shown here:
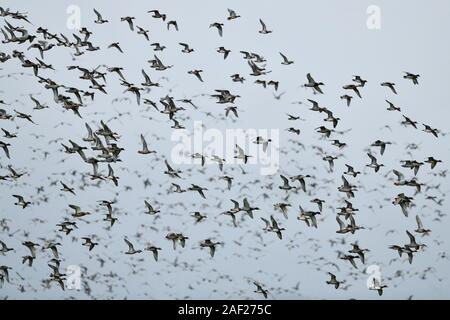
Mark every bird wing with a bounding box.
[416,215,423,229]
[392,170,404,181]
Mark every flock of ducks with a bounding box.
[0,4,448,299]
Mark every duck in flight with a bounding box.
[120,16,135,31]
[145,244,161,261]
[298,206,321,228]
[366,153,384,173]
[241,198,260,219]
[303,73,324,94]
[93,9,108,24]
[279,52,293,65]
[0,140,11,158]
[371,140,392,155]
[234,144,251,164]
[392,193,413,217]
[81,237,98,251]
[344,164,361,177]
[164,160,182,178]
[188,184,208,199]
[414,215,431,236]
[144,200,160,215]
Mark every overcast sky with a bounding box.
[1,0,450,299]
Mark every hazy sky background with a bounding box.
[1,0,450,299]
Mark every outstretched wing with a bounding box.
[415,215,423,229]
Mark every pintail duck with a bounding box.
[13,195,31,208]
[414,215,431,235]
[188,184,208,199]
[164,160,182,178]
[166,233,188,250]
[258,19,272,34]
[69,204,91,218]
[219,175,233,190]
[81,237,98,251]
[227,9,240,20]
[371,140,392,155]
[145,244,161,261]
[369,277,387,296]
[148,10,166,21]
[279,175,296,191]
[340,94,352,107]
[340,254,359,269]
[273,203,291,219]
[93,9,108,24]
[124,238,142,254]
[303,73,324,94]
[403,72,420,85]
[422,124,439,138]
[385,100,401,112]
[209,22,224,37]
[380,82,397,94]
[279,52,293,65]
[344,164,361,177]
[348,243,370,264]
[424,156,441,169]
[241,198,259,219]
[366,153,384,172]
[326,272,340,289]
[191,211,207,223]
[261,215,285,239]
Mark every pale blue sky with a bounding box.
[0,0,449,299]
